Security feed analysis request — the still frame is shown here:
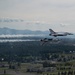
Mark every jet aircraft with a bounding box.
[40,38,59,45]
[49,29,73,37]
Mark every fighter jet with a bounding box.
[40,38,60,45]
[41,38,52,43]
[49,29,73,37]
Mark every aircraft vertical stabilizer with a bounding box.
[49,29,56,34]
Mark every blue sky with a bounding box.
[0,0,75,32]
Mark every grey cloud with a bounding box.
[60,23,73,28]
[0,0,75,32]
[0,18,24,23]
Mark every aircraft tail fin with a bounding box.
[49,29,56,34]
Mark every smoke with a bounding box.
[0,39,36,42]
[0,34,44,38]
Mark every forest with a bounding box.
[0,41,75,62]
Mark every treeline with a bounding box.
[0,41,75,62]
